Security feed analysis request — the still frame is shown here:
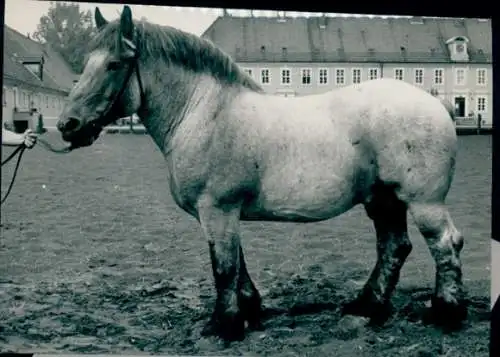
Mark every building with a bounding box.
[202,15,492,126]
[2,25,78,132]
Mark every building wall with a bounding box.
[2,83,68,130]
[239,62,493,125]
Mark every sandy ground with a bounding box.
[1,133,491,356]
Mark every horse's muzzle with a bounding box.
[57,116,82,133]
[58,118,102,149]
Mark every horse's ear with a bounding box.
[119,5,134,41]
[95,7,108,30]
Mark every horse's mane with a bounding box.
[89,20,264,93]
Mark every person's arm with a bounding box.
[2,128,38,148]
[2,127,25,146]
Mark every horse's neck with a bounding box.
[138,65,235,152]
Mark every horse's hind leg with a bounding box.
[409,202,466,329]
[343,183,412,324]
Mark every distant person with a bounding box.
[2,127,38,148]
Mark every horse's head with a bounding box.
[57,6,143,149]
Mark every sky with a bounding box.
[4,0,220,37]
[4,0,418,38]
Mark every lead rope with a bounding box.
[1,134,72,205]
[37,137,72,154]
[1,144,26,204]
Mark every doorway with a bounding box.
[454,96,466,117]
[13,120,28,133]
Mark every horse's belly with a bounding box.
[241,167,359,222]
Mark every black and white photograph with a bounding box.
[1,1,493,356]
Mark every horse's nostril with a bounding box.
[64,117,81,132]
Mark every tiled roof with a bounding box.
[202,16,492,63]
[3,25,78,93]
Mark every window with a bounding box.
[45,95,49,108]
[368,68,379,80]
[394,68,404,81]
[352,68,361,84]
[455,42,466,55]
[2,87,6,107]
[434,68,444,85]
[455,68,466,85]
[12,88,18,107]
[318,68,328,85]
[243,68,253,77]
[477,68,487,85]
[414,69,424,85]
[477,96,487,112]
[335,68,345,85]
[281,68,291,85]
[260,69,270,84]
[301,68,312,85]
[32,94,38,109]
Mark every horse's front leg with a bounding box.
[238,245,264,331]
[197,196,246,342]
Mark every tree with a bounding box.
[33,2,96,74]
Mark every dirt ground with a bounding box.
[1,133,491,356]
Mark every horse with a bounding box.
[57,5,467,342]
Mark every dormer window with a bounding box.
[445,36,470,62]
[21,56,44,81]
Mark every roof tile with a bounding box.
[203,16,492,63]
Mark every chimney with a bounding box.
[282,46,288,59]
[277,11,286,22]
[223,8,228,16]
[319,14,327,29]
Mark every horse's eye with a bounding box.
[107,61,122,71]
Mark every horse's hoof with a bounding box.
[247,319,265,331]
[201,318,219,337]
[219,311,246,342]
[430,295,467,331]
[240,291,264,331]
[342,294,392,325]
[243,303,264,331]
[203,311,246,342]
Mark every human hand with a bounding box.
[23,129,38,149]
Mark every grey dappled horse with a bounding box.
[57,6,467,342]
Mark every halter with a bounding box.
[87,35,146,137]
